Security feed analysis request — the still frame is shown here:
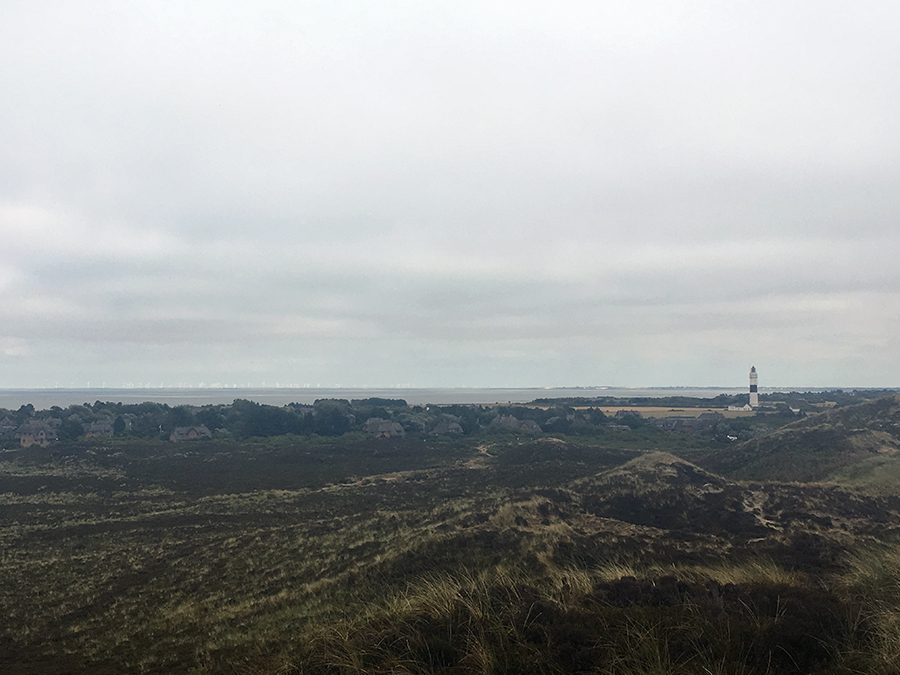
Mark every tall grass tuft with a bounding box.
[288,557,858,674]
[688,558,804,588]
[840,544,900,673]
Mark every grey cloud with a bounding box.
[3,2,900,387]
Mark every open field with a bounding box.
[3,394,900,672]
[4,407,900,673]
[503,404,756,418]
[591,406,756,418]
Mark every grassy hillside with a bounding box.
[699,394,900,486]
[0,436,633,672]
[829,454,900,495]
[5,432,900,672]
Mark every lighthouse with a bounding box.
[749,366,758,408]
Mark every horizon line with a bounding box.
[1,385,895,392]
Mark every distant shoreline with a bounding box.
[0,385,874,409]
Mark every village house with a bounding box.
[0,415,18,439]
[429,417,463,436]
[364,418,405,438]
[491,415,541,432]
[84,420,114,438]
[169,425,212,442]
[15,421,59,448]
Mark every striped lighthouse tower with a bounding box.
[749,366,758,408]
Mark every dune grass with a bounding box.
[5,433,900,673]
[837,544,900,673]
[276,556,857,675]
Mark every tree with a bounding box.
[58,418,85,442]
[313,399,353,436]
[15,404,35,423]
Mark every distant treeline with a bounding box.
[532,389,896,409]
[531,394,752,408]
[0,393,814,447]
[4,398,589,443]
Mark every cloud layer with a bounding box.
[2,1,900,388]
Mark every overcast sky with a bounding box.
[2,1,899,389]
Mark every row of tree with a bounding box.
[1,394,815,445]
